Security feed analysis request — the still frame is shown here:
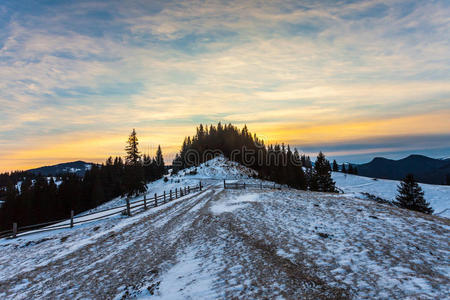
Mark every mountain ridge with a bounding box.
[27,161,93,176]
[356,154,450,185]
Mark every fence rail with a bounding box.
[223,180,282,190]
[1,182,203,239]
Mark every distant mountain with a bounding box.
[27,161,93,176]
[356,155,450,185]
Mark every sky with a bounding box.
[0,0,449,172]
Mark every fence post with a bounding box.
[154,193,157,207]
[224,180,226,189]
[12,222,17,238]
[185,186,187,195]
[144,195,147,210]
[243,182,246,189]
[170,190,172,201]
[175,188,178,198]
[164,191,166,203]
[188,186,190,194]
[199,181,202,191]
[126,197,131,216]
[70,210,74,228]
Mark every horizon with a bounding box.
[15,147,450,173]
[1,0,450,172]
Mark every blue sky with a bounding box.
[0,0,449,170]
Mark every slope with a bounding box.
[0,158,449,299]
[333,172,450,218]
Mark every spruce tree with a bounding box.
[395,174,433,214]
[125,129,140,165]
[341,164,347,173]
[311,152,336,192]
[332,160,339,172]
[124,129,146,196]
[348,164,354,174]
[155,145,165,178]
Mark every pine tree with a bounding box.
[310,152,336,192]
[348,164,354,174]
[125,129,140,165]
[341,164,347,173]
[123,129,146,196]
[155,145,165,178]
[395,174,433,214]
[304,156,312,168]
[332,160,339,172]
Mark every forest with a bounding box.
[0,131,165,231]
[1,124,347,231]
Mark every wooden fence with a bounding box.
[0,181,203,239]
[223,180,282,190]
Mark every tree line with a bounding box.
[172,123,337,192]
[332,160,358,174]
[0,129,165,231]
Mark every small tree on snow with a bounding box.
[395,174,433,214]
[332,160,339,172]
[310,152,337,193]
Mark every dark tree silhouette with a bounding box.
[332,160,339,172]
[172,123,307,189]
[125,129,140,165]
[309,152,337,193]
[0,131,166,231]
[395,174,433,214]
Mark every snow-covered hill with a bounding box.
[333,172,450,218]
[1,157,449,299]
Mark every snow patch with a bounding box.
[210,193,260,215]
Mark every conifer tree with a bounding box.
[125,129,140,165]
[395,174,433,214]
[332,160,339,172]
[123,129,146,196]
[341,164,347,173]
[348,164,354,174]
[310,152,336,192]
[155,145,165,178]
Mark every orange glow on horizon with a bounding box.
[1,111,449,172]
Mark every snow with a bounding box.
[136,249,218,300]
[0,157,449,299]
[210,193,260,214]
[333,172,450,218]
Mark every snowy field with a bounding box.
[333,172,450,218]
[0,158,449,299]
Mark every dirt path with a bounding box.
[1,187,348,299]
[2,187,448,299]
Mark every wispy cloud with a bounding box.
[0,0,449,171]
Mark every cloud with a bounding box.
[0,0,449,171]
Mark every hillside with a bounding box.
[333,172,450,218]
[27,161,93,176]
[356,155,450,185]
[0,158,449,299]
